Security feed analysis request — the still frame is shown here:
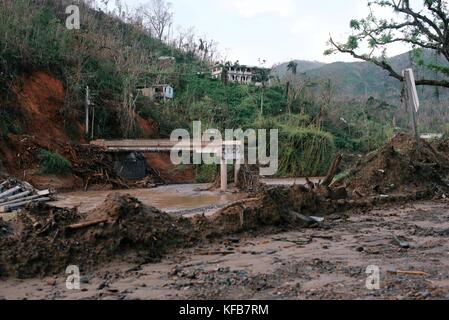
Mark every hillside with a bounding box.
[273,50,449,105]
[0,0,206,186]
[271,60,326,79]
[1,0,448,189]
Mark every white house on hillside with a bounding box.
[212,65,256,84]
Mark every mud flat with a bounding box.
[1,200,449,300]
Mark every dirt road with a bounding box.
[1,200,449,300]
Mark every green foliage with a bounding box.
[345,36,359,50]
[254,116,336,177]
[38,149,72,175]
[194,164,217,183]
[0,110,21,140]
[350,19,361,30]
[277,125,336,177]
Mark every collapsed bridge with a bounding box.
[90,139,243,192]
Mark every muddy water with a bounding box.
[49,184,247,215]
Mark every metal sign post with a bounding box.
[402,69,420,146]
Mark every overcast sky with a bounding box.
[115,0,413,67]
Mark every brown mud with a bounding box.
[340,134,449,197]
[1,200,449,300]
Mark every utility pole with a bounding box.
[91,105,95,140]
[85,86,91,136]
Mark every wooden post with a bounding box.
[403,69,420,146]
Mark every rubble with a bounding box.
[68,145,130,190]
[0,178,54,213]
[0,182,358,278]
[2,134,449,282]
[338,134,449,196]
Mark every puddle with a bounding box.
[49,184,247,215]
[262,177,323,186]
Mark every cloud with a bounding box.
[217,0,297,18]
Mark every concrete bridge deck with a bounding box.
[90,139,242,192]
[90,139,237,153]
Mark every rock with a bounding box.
[418,291,431,299]
[97,281,108,290]
[228,235,240,243]
[80,276,90,284]
[170,265,183,276]
[356,246,364,252]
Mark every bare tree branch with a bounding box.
[327,0,449,88]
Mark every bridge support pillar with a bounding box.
[220,158,227,192]
[234,161,241,186]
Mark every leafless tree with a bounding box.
[138,0,173,41]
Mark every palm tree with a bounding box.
[286,61,298,114]
[287,61,298,75]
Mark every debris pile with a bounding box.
[0,194,184,278]
[68,145,129,190]
[0,184,345,278]
[0,178,54,213]
[340,134,449,197]
[65,145,164,189]
[237,165,264,193]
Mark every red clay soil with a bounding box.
[0,70,177,189]
[136,115,158,139]
[0,71,82,188]
[12,71,82,142]
[144,154,194,184]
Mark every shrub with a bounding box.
[194,164,217,183]
[38,149,72,175]
[277,125,336,177]
[253,116,336,177]
[0,110,21,140]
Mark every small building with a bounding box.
[139,84,174,101]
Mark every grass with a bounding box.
[277,125,336,177]
[37,149,72,175]
[194,164,217,183]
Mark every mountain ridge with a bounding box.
[272,50,449,105]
